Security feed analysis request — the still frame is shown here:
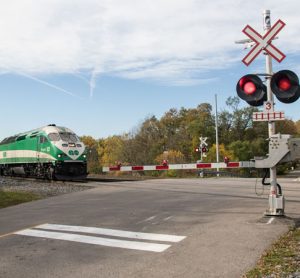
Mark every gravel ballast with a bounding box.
[0,177,93,198]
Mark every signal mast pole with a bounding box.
[263,10,283,216]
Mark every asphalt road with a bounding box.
[0,177,300,278]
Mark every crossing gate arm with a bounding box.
[102,161,255,172]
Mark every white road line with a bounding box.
[36,223,186,243]
[145,215,157,221]
[137,215,157,224]
[267,217,275,225]
[14,229,171,253]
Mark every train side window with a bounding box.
[3,136,18,144]
[39,136,48,144]
[30,132,38,138]
[17,135,26,141]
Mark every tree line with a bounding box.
[81,96,300,174]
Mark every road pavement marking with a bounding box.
[267,217,275,225]
[144,215,157,221]
[13,223,186,253]
[36,223,186,242]
[15,229,171,252]
[0,223,45,239]
[136,215,158,224]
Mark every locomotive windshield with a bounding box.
[59,132,79,142]
[48,132,79,142]
[48,133,60,141]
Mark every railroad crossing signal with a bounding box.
[242,19,286,66]
[236,10,294,216]
[201,147,208,158]
[198,137,208,159]
[236,70,300,106]
[199,137,208,147]
[236,74,266,106]
[237,15,300,105]
[271,70,300,103]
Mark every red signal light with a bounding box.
[243,81,256,95]
[271,70,300,103]
[239,77,256,95]
[236,74,266,106]
[277,77,291,91]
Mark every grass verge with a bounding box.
[245,227,300,277]
[0,190,41,209]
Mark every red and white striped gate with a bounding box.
[102,161,255,172]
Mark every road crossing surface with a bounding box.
[0,177,300,277]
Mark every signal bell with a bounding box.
[271,70,300,103]
[236,74,267,106]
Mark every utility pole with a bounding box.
[215,94,220,176]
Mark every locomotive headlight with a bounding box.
[58,154,62,158]
[83,154,87,158]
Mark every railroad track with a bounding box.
[0,174,144,185]
[0,175,146,201]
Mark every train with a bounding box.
[0,124,87,180]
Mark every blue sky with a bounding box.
[1,0,300,139]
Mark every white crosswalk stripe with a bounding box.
[14,223,186,253]
[37,223,186,242]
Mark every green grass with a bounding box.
[0,190,41,208]
[245,228,300,277]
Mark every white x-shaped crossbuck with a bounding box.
[242,19,286,66]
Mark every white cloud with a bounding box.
[0,0,299,85]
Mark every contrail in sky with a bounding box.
[17,72,82,99]
[72,71,98,98]
[89,71,97,98]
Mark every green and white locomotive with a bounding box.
[0,124,87,180]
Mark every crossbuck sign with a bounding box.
[242,19,286,66]
[199,136,208,147]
